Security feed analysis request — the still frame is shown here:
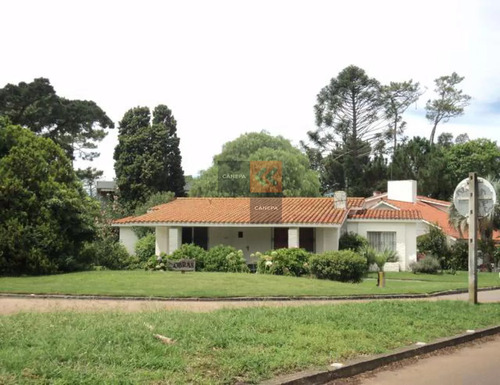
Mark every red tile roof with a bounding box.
[113,197,365,225]
[374,198,462,238]
[349,209,422,220]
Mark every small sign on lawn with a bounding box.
[167,258,195,273]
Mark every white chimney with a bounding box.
[387,180,417,203]
[334,191,347,209]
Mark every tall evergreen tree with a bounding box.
[380,80,422,166]
[114,105,185,212]
[305,65,384,196]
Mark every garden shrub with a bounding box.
[309,250,367,282]
[417,227,450,269]
[256,248,310,276]
[448,240,468,271]
[409,256,441,274]
[339,232,368,252]
[80,239,131,270]
[203,244,249,273]
[145,253,168,271]
[135,233,156,264]
[170,243,207,271]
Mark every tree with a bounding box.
[76,167,103,197]
[380,80,422,157]
[0,119,98,275]
[114,105,185,212]
[425,72,471,144]
[390,136,453,199]
[0,78,114,161]
[306,65,385,196]
[189,132,320,197]
[443,138,500,185]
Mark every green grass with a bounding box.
[1,270,499,298]
[1,301,499,384]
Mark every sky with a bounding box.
[1,0,499,179]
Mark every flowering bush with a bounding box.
[256,248,310,276]
[145,253,168,271]
[203,245,249,273]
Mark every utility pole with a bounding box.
[468,172,478,304]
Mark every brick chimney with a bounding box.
[334,191,347,209]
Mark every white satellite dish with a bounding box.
[453,177,496,218]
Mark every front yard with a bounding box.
[1,270,499,298]
[1,301,499,384]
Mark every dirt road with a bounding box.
[1,289,499,315]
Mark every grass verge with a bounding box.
[1,270,499,298]
[1,301,499,384]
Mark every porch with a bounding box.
[121,225,340,262]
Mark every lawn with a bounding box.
[1,301,499,384]
[0,270,499,298]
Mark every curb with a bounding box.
[0,287,499,302]
[263,325,500,385]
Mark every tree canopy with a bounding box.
[189,132,321,197]
[0,119,99,275]
[0,78,114,161]
[114,105,185,212]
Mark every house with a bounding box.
[115,180,456,271]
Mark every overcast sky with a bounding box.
[1,0,499,179]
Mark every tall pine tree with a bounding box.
[114,105,185,212]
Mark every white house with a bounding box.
[114,180,462,271]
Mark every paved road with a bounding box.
[337,335,500,385]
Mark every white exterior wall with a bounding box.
[288,228,300,248]
[315,227,339,253]
[416,221,429,237]
[168,227,182,254]
[347,221,417,271]
[404,222,417,270]
[119,227,139,255]
[208,227,272,261]
[155,226,169,256]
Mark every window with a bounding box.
[367,232,396,252]
[238,231,243,238]
[182,227,208,250]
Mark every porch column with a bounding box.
[155,226,169,256]
[321,227,338,252]
[288,227,299,248]
[168,226,182,254]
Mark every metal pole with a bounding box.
[468,172,478,304]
